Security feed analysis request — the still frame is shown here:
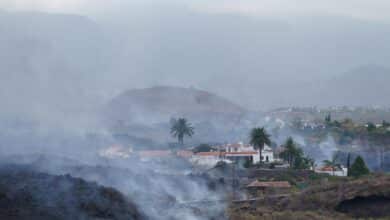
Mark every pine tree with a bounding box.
[346,153,351,176]
[325,113,331,124]
[349,156,370,177]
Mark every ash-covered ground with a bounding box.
[0,153,229,220]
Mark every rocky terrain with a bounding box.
[0,165,144,220]
[0,154,228,220]
[229,174,390,219]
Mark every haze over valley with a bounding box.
[0,1,390,220]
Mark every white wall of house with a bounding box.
[190,155,231,167]
[259,145,275,163]
[315,167,348,177]
[225,142,275,163]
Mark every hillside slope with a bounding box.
[330,65,390,105]
[103,86,250,147]
[298,65,390,107]
[230,174,390,219]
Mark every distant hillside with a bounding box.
[103,86,250,147]
[0,10,109,127]
[2,10,390,114]
[318,65,390,106]
[287,65,390,108]
[105,86,246,123]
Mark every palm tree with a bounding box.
[249,127,271,165]
[170,118,194,146]
[323,152,341,175]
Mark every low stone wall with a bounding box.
[246,168,314,180]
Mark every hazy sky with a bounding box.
[2,0,390,22]
[1,0,390,116]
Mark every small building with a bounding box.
[315,165,348,177]
[246,180,291,196]
[224,142,275,163]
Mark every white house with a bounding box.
[315,165,348,177]
[189,142,276,167]
[224,142,275,163]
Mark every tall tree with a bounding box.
[346,152,351,176]
[366,122,376,132]
[279,137,311,169]
[249,127,271,165]
[170,118,194,146]
[325,113,332,124]
[280,137,297,167]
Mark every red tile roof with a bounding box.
[196,152,225,156]
[225,151,257,156]
[319,166,335,171]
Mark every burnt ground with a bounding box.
[0,165,144,220]
[229,174,390,220]
[336,195,390,218]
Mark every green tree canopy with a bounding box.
[279,137,298,167]
[325,113,331,124]
[349,156,370,177]
[249,127,271,164]
[280,137,313,169]
[170,118,194,146]
[382,120,390,127]
[366,122,376,132]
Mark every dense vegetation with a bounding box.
[289,113,390,171]
[279,137,313,169]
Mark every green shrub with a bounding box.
[349,156,370,177]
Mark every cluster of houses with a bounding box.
[190,142,276,167]
[98,142,347,176]
[99,142,277,166]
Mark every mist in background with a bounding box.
[0,0,390,137]
[0,2,388,218]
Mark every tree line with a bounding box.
[170,117,370,177]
